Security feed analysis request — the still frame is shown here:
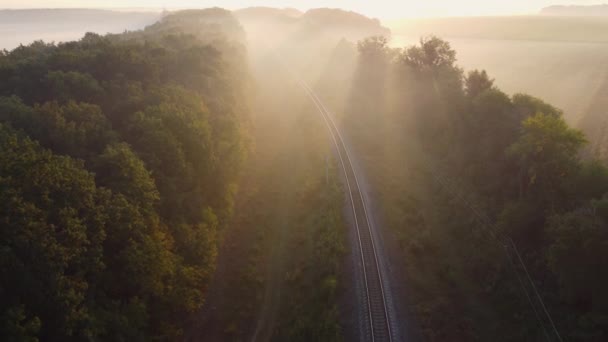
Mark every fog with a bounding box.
[0,9,159,50]
[6,8,606,193]
[6,9,607,127]
[391,35,608,124]
[236,11,608,132]
[229,11,608,340]
[3,6,608,342]
[388,16,608,125]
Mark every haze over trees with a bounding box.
[344,33,608,341]
[388,15,608,130]
[2,4,608,342]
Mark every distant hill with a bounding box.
[541,4,608,16]
[235,7,390,44]
[297,8,389,38]
[235,6,302,19]
[0,9,159,50]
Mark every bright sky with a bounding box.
[0,0,603,19]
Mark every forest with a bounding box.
[2,4,608,342]
[343,35,608,341]
[0,9,249,341]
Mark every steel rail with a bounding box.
[298,80,392,342]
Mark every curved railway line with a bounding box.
[298,80,393,342]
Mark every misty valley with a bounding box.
[1,4,608,342]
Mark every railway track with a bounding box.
[298,80,393,342]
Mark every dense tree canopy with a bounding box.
[0,9,249,341]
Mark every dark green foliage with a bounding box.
[93,143,159,211]
[546,198,608,340]
[44,71,104,104]
[0,9,248,341]
[0,124,105,340]
[509,113,587,208]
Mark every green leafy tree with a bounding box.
[93,143,159,212]
[400,36,457,70]
[547,198,608,340]
[0,124,105,340]
[0,9,250,340]
[509,113,587,209]
[465,69,494,98]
